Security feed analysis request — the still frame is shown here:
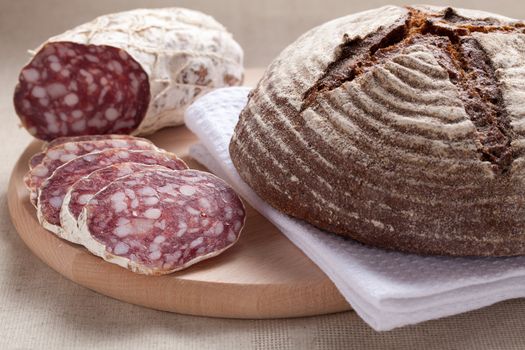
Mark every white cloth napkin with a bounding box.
[184,86,525,331]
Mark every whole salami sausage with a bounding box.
[29,134,152,169]
[77,169,245,275]
[37,149,187,240]
[25,138,158,205]
[13,8,244,141]
[61,162,164,243]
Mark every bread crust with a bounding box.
[230,5,525,256]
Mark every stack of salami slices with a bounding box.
[25,135,245,275]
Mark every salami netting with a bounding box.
[14,42,150,140]
[79,169,245,274]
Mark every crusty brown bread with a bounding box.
[229,5,525,256]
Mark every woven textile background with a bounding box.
[2,1,525,348]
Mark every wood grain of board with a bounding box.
[7,69,350,319]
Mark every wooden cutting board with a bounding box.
[7,69,350,319]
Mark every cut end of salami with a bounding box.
[14,42,150,140]
[78,169,245,275]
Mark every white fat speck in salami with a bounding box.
[179,185,196,196]
[31,86,46,98]
[27,138,157,206]
[144,208,162,219]
[13,8,244,141]
[77,169,245,275]
[104,108,119,121]
[22,68,40,82]
[114,242,130,255]
[64,93,79,106]
[28,152,46,170]
[37,149,187,240]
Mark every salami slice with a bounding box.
[25,138,157,205]
[77,169,245,275]
[13,8,243,140]
[37,149,187,239]
[61,162,165,243]
[44,134,151,152]
[29,135,152,169]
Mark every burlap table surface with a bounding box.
[2,1,525,349]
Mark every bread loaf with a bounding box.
[229,5,525,256]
